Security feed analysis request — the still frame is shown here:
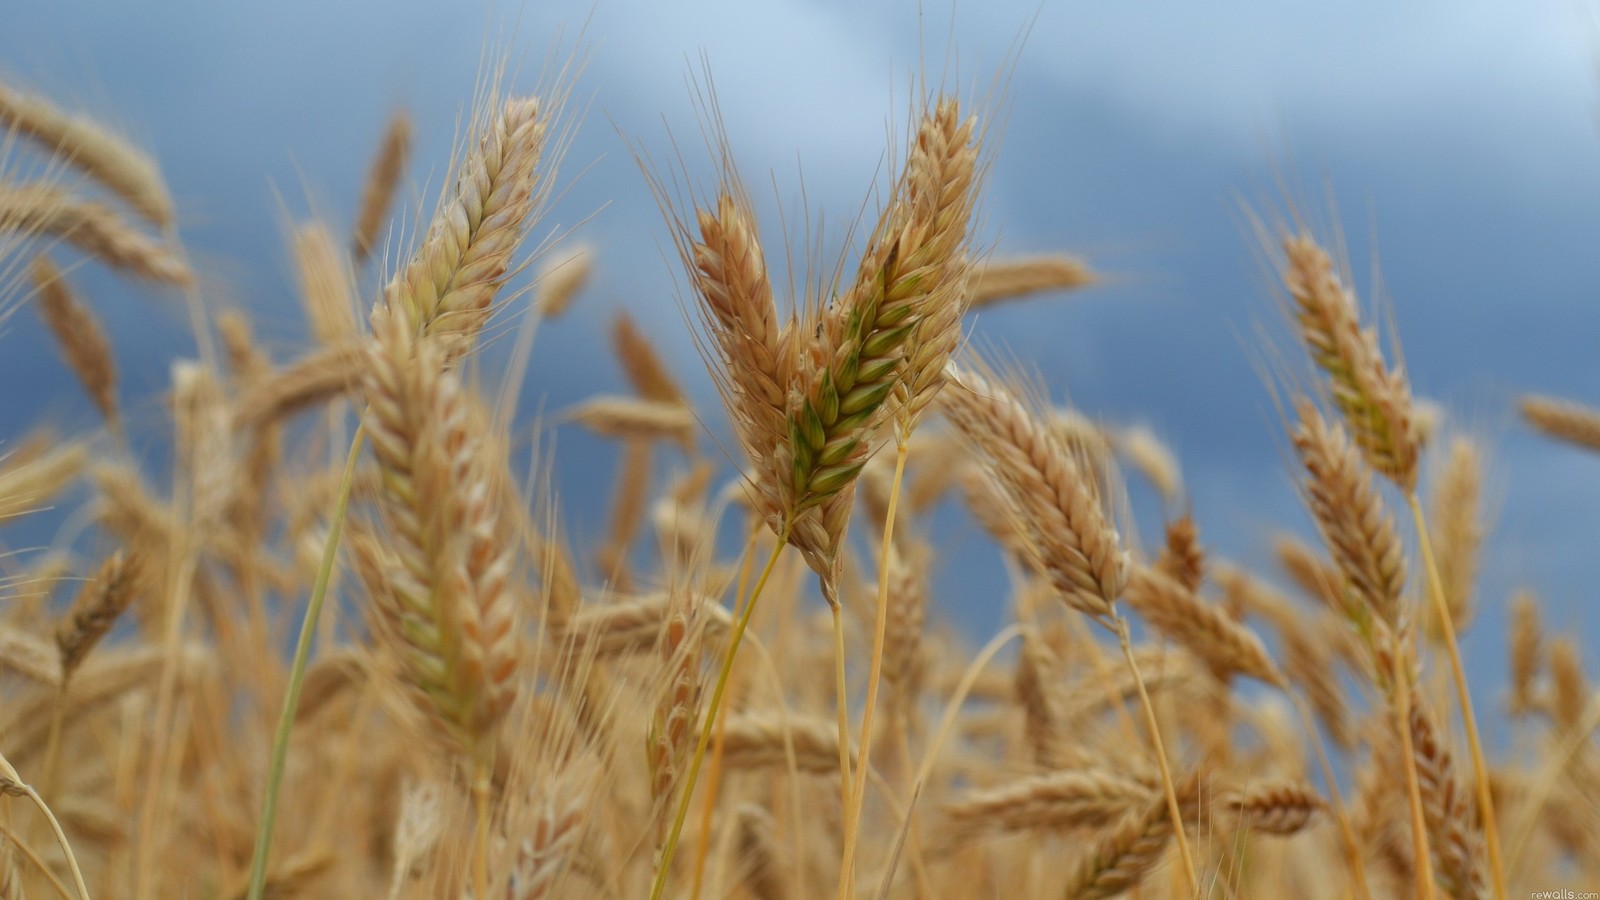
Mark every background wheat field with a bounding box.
[1,2,1598,898]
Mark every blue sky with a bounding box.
[4,1,1599,715]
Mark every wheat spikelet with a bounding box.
[1508,590,1541,716]
[734,803,787,900]
[1063,785,1191,899]
[1409,694,1485,899]
[30,254,118,424]
[720,713,857,774]
[1548,637,1587,731]
[1222,780,1324,836]
[0,81,175,226]
[646,588,706,816]
[0,440,86,522]
[533,243,593,319]
[1014,629,1071,769]
[1282,233,1419,491]
[1123,564,1283,686]
[564,395,694,446]
[1114,424,1182,504]
[54,550,141,682]
[0,183,190,283]
[551,592,729,659]
[1428,435,1482,636]
[294,221,359,345]
[937,769,1153,848]
[1291,398,1406,633]
[942,360,1127,621]
[1272,533,1348,613]
[969,253,1096,308]
[380,95,547,347]
[359,313,519,756]
[888,96,980,432]
[881,537,929,706]
[1519,393,1600,453]
[232,340,365,429]
[0,624,61,684]
[1154,514,1204,594]
[352,110,412,264]
[503,772,589,900]
[611,310,687,405]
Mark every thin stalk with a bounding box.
[21,784,91,900]
[41,685,68,797]
[831,604,853,809]
[0,819,75,900]
[689,528,762,900]
[1287,691,1373,900]
[1390,649,1438,900]
[1406,492,1506,900]
[650,520,791,900]
[838,439,909,900]
[245,424,365,900]
[1112,614,1199,896]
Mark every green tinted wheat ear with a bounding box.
[888,97,979,433]
[382,96,547,347]
[1286,227,1504,898]
[360,312,519,755]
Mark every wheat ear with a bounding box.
[940,359,1198,895]
[0,80,175,226]
[30,255,119,426]
[351,110,412,264]
[0,184,189,283]
[1285,230,1504,898]
[382,96,547,346]
[1519,393,1600,453]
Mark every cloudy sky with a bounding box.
[4,1,1599,721]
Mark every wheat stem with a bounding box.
[1407,491,1505,899]
[838,437,908,900]
[1287,690,1373,900]
[688,528,761,899]
[1111,614,1198,896]
[652,520,791,900]
[245,425,364,900]
[20,784,91,900]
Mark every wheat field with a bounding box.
[1,14,1598,900]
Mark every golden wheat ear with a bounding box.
[0,80,176,227]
